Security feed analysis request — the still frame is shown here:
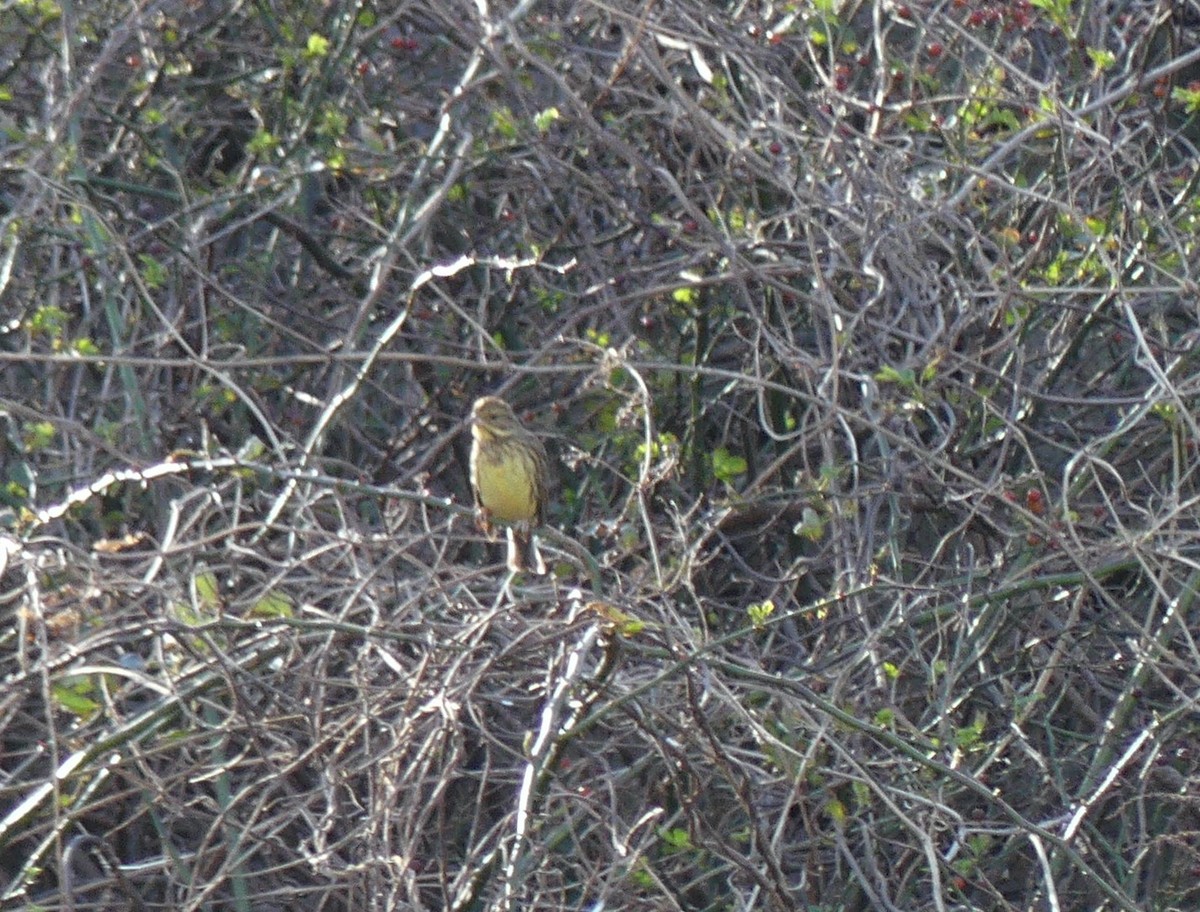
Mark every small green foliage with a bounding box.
[747,599,775,630]
[317,105,348,139]
[658,827,694,851]
[138,253,167,289]
[195,383,237,411]
[817,463,842,488]
[875,364,917,389]
[534,288,564,312]
[1030,0,1071,29]
[712,447,747,483]
[1172,84,1200,115]
[27,305,69,341]
[1086,48,1115,72]
[793,505,824,541]
[247,130,278,155]
[903,109,937,132]
[1042,250,1068,283]
[584,327,610,347]
[172,570,222,628]
[672,286,698,306]
[17,0,60,18]
[22,421,55,452]
[882,661,900,680]
[635,432,678,464]
[304,33,330,59]
[919,356,941,385]
[874,707,896,726]
[491,106,518,140]
[6,454,33,490]
[3,479,30,506]
[955,713,986,750]
[825,797,847,825]
[533,106,560,132]
[629,863,655,889]
[52,677,101,718]
[249,592,294,618]
[447,183,467,202]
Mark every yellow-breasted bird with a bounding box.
[469,396,551,573]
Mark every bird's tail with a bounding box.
[506,526,546,575]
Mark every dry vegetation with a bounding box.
[4,0,1200,909]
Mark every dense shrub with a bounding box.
[4,1,1200,909]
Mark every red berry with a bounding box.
[927,42,943,58]
[1026,488,1045,515]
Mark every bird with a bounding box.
[469,396,551,573]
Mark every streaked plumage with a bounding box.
[469,396,550,573]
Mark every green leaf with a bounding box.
[658,827,694,851]
[793,506,824,541]
[22,421,55,452]
[826,798,847,825]
[712,447,747,482]
[875,364,916,388]
[138,253,167,289]
[1172,85,1200,115]
[247,130,278,155]
[305,33,330,59]
[1086,47,1115,71]
[53,678,101,718]
[249,592,294,618]
[533,106,560,132]
[747,599,775,629]
[491,106,518,140]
